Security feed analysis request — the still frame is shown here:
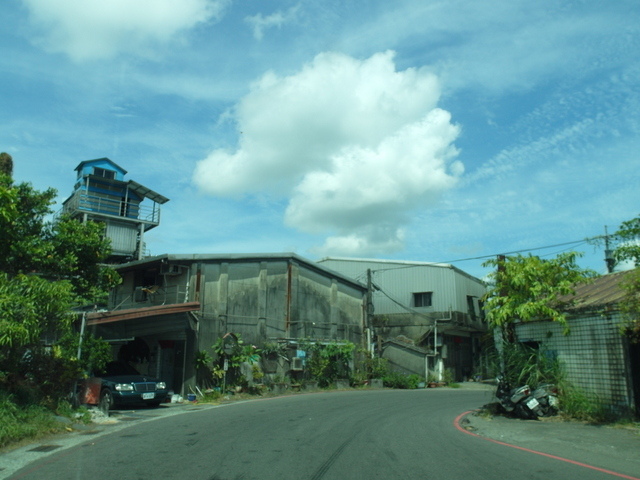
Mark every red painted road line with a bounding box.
[454,411,640,480]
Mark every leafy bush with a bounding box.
[212,334,260,367]
[360,354,390,379]
[1,347,79,408]
[443,369,455,384]
[300,340,355,388]
[212,333,260,386]
[382,371,423,389]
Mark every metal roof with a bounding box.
[113,253,367,290]
[87,302,200,325]
[318,256,485,284]
[318,256,451,268]
[74,157,128,174]
[558,269,635,312]
[73,158,168,204]
[127,180,169,204]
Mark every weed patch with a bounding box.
[0,395,66,449]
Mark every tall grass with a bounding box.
[0,394,66,449]
[490,342,617,422]
[557,384,613,423]
[495,342,563,389]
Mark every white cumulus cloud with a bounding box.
[193,51,463,256]
[22,0,227,61]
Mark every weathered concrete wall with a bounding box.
[107,256,366,395]
[195,259,364,348]
[293,264,364,345]
[373,311,478,342]
[382,343,426,376]
[516,311,635,417]
[373,312,436,342]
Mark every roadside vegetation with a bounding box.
[487,342,615,423]
[0,153,118,448]
[612,215,640,343]
[481,215,640,422]
[193,338,430,395]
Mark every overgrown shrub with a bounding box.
[0,347,79,408]
[351,350,389,385]
[382,371,423,389]
[212,334,260,386]
[557,384,614,423]
[361,354,390,379]
[300,340,355,388]
[491,342,618,421]
[493,342,563,389]
[0,394,65,448]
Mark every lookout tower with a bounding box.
[62,158,169,262]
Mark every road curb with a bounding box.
[454,411,640,480]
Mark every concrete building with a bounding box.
[316,257,488,381]
[87,253,368,395]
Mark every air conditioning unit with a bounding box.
[291,357,304,371]
[161,264,182,275]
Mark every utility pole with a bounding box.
[604,226,615,273]
[366,269,374,356]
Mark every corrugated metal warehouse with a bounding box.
[317,257,488,381]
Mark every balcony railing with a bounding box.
[63,191,160,225]
[110,284,189,311]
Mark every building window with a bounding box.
[413,292,433,307]
[478,299,486,322]
[467,295,477,322]
[93,167,116,180]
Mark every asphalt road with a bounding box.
[5,388,640,480]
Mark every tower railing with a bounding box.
[61,191,160,224]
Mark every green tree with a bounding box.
[0,152,12,177]
[43,215,118,302]
[482,252,595,343]
[612,214,640,342]
[0,153,119,404]
[613,214,640,266]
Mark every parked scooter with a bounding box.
[532,383,559,417]
[495,375,543,419]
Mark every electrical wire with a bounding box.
[371,235,605,274]
[363,236,604,317]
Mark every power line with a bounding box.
[366,236,605,324]
[371,235,606,274]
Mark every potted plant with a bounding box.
[261,342,288,373]
[271,375,288,395]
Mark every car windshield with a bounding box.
[99,361,141,377]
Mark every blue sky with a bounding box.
[2,0,638,279]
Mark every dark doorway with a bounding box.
[629,342,640,417]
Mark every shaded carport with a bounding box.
[87,302,201,396]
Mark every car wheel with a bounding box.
[99,389,113,414]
